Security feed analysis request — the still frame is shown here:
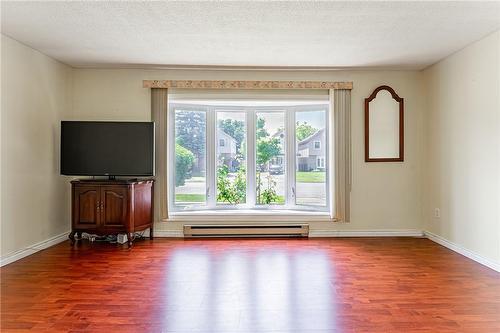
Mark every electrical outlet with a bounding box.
[434,208,441,218]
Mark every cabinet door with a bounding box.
[100,186,128,228]
[132,183,153,229]
[73,186,100,229]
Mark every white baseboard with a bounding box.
[0,231,69,267]
[424,231,500,273]
[309,229,424,237]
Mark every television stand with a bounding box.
[69,179,154,247]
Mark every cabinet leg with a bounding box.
[128,233,134,247]
[69,231,76,245]
[149,226,154,240]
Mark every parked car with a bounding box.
[269,164,284,175]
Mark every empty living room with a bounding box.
[1,1,500,332]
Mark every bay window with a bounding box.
[168,95,330,213]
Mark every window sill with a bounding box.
[166,210,335,223]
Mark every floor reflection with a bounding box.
[163,241,335,332]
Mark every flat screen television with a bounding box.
[61,121,154,177]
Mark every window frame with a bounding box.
[168,102,330,213]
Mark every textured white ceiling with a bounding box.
[1,1,500,69]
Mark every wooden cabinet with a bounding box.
[70,179,154,247]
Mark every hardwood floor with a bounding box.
[1,237,499,333]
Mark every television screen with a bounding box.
[61,121,154,176]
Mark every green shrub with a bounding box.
[258,173,279,204]
[217,164,246,204]
[175,143,195,186]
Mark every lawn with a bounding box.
[296,171,326,183]
[175,193,205,203]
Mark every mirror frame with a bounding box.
[364,85,404,162]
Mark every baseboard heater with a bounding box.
[183,224,309,238]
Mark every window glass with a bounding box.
[217,111,247,205]
[256,112,285,205]
[296,110,327,206]
[174,109,206,207]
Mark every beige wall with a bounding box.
[1,35,73,256]
[72,68,426,233]
[423,31,500,265]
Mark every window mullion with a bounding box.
[285,109,296,208]
[206,107,216,208]
[246,109,256,208]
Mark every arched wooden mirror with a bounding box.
[364,85,404,162]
